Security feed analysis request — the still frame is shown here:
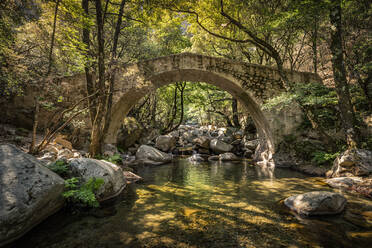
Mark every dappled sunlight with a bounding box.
[12,159,372,248]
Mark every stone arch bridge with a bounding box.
[106,53,321,159]
[5,52,321,161]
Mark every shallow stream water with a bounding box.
[11,159,372,248]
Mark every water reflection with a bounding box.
[12,159,372,248]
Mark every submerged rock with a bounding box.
[69,158,126,201]
[210,139,233,153]
[284,191,347,216]
[187,154,205,163]
[136,145,173,164]
[208,155,220,161]
[0,144,65,247]
[219,152,240,161]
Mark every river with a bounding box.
[11,159,372,247]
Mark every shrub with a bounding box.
[311,151,340,166]
[95,153,123,165]
[63,177,104,209]
[47,160,69,178]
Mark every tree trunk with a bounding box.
[312,19,318,73]
[82,0,96,125]
[168,82,186,132]
[101,0,127,141]
[164,85,178,133]
[29,96,40,154]
[231,98,240,128]
[89,0,106,156]
[47,0,60,76]
[329,0,359,148]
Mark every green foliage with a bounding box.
[94,153,122,165]
[106,154,122,164]
[63,177,104,208]
[311,151,340,166]
[263,83,340,130]
[47,160,69,177]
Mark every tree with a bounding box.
[329,0,359,148]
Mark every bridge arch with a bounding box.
[105,53,321,160]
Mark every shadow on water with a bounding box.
[11,159,372,248]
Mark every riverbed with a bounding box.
[11,159,372,248]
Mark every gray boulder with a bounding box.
[0,144,65,247]
[69,158,126,201]
[284,191,347,216]
[155,135,177,152]
[326,177,363,189]
[210,139,233,153]
[219,152,240,161]
[327,149,372,177]
[136,145,173,164]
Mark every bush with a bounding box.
[47,160,69,178]
[311,151,340,166]
[63,177,104,209]
[95,153,123,165]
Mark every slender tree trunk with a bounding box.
[312,19,318,73]
[168,82,186,132]
[47,0,60,75]
[151,94,157,127]
[164,85,178,133]
[329,0,359,148]
[29,96,40,154]
[231,98,240,128]
[89,0,106,156]
[102,0,127,140]
[82,0,95,125]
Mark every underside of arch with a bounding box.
[105,69,274,155]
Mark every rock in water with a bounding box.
[284,191,347,216]
[219,152,240,161]
[69,158,126,201]
[155,135,177,152]
[326,177,363,189]
[210,139,233,153]
[0,144,65,246]
[327,149,372,177]
[188,154,205,163]
[136,145,173,164]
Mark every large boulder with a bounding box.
[210,139,233,153]
[136,145,173,164]
[326,177,363,189]
[284,191,347,216]
[327,149,372,177]
[155,135,177,152]
[69,158,126,201]
[0,144,65,246]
